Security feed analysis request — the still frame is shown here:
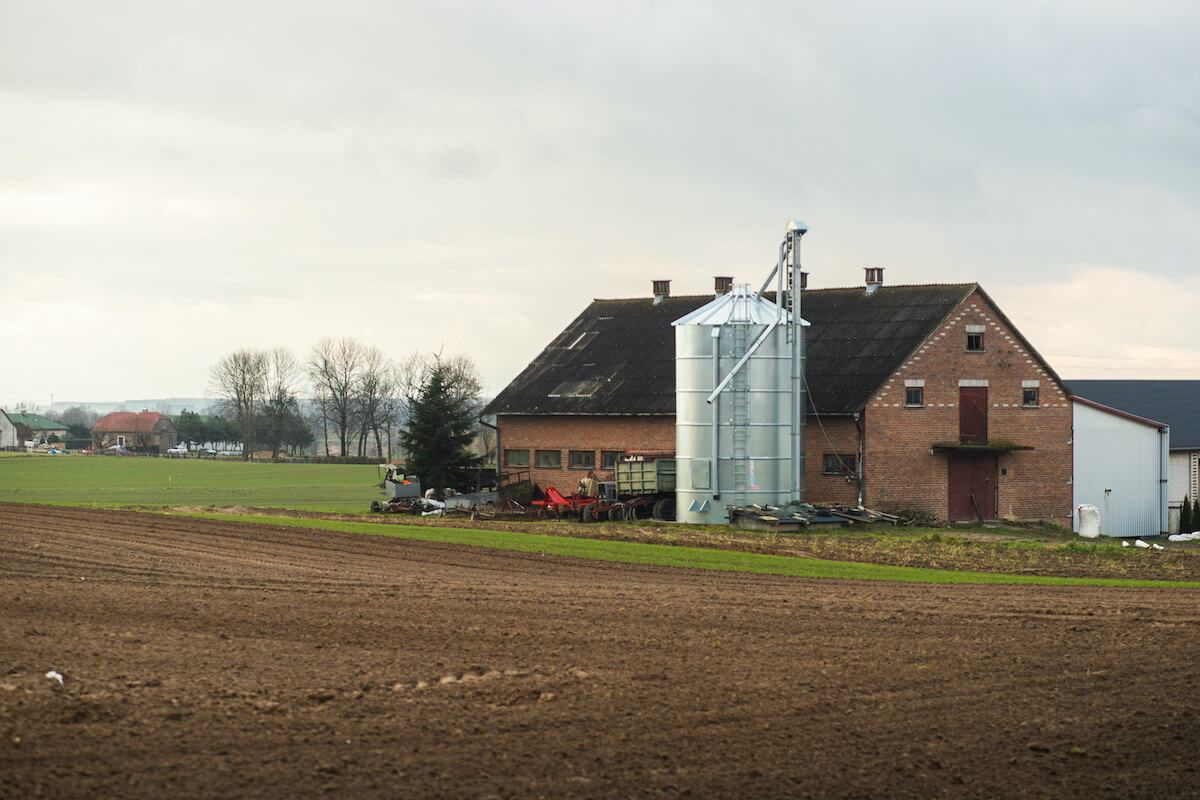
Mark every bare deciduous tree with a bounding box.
[355,346,397,460]
[208,349,268,459]
[308,337,364,458]
[262,348,302,460]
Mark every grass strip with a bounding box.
[187,512,1200,588]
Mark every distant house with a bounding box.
[1068,380,1200,533]
[0,410,18,449]
[92,412,178,454]
[5,412,70,445]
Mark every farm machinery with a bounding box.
[371,464,506,516]
[531,453,677,522]
[370,464,435,514]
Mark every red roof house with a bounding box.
[92,412,178,454]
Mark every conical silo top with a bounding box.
[671,285,808,327]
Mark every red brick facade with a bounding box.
[495,290,1074,524]
[856,290,1073,523]
[497,415,675,493]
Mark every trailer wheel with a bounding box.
[652,497,675,521]
[371,500,381,513]
[609,506,625,522]
[580,502,597,523]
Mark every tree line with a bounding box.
[207,338,488,477]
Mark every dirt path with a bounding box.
[3,503,1199,798]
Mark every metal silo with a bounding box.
[673,284,801,524]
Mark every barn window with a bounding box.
[905,379,924,407]
[823,454,856,474]
[1023,387,1040,407]
[600,450,623,470]
[535,450,562,468]
[503,449,530,467]
[966,324,985,352]
[568,450,595,469]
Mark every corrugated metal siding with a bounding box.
[1073,401,1168,537]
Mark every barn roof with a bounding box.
[485,283,994,417]
[92,411,173,433]
[1067,380,1200,450]
[4,412,66,431]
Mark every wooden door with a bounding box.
[948,453,997,521]
[959,387,988,443]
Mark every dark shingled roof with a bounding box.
[801,284,975,413]
[1066,380,1200,450]
[485,295,705,416]
[486,283,998,416]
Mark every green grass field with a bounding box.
[0,454,380,512]
[198,512,1200,588]
[5,453,1198,589]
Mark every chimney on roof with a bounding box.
[652,279,671,305]
[714,276,733,295]
[799,272,808,291]
[864,267,884,294]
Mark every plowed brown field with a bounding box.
[2,503,1199,799]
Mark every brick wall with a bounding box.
[497,415,676,494]
[860,290,1073,523]
[803,416,861,506]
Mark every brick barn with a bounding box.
[484,273,1074,524]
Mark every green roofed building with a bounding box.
[3,411,70,445]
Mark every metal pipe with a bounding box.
[854,412,865,508]
[705,316,782,404]
[789,226,807,504]
[711,326,721,500]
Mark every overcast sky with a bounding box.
[3,0,1198,409]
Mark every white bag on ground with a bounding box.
[1077,504,1101,538]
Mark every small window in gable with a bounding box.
[966,324,985,352]
[1023,387,1040,407]
[905,386,924,407]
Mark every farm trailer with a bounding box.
[532,454,677,522]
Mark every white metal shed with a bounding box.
[0,410,18,449]
[1072,398,1169,537]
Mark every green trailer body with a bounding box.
[615,458,676,496]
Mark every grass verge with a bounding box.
[189,511,1200,588]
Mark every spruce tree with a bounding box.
[400,359,480,499]
[1181,496,1194,534]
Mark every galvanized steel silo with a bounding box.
[673,285,801,524]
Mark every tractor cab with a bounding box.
[377,464,422,500]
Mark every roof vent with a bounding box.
[652,279,671,305]
[714,276,733,295]
[864,267,884,294]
